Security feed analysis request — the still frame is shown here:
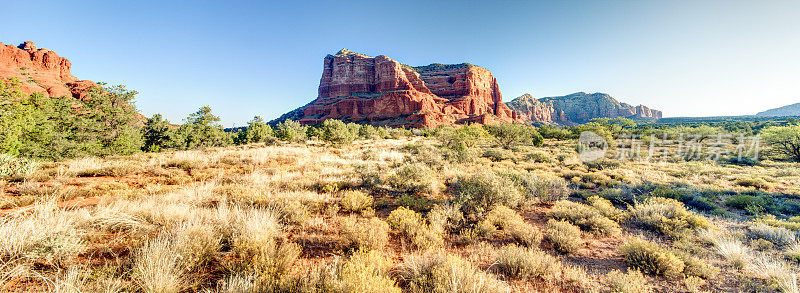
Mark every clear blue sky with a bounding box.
[3,0,799,126]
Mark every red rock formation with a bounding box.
[0,41,97,99]
[506,92,662,124]
[277,49,519,128]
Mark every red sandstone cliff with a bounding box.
[506,92,662,124]
[0,41,97,99]
[276,49,519,128]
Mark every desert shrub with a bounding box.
[339,217,390,251]
[586,196,623,222]
[142,113,174,152]
[735,177,772,190]
[396,194,433,212]
[548,200,621,236]
[627,197,710,239]
[274,119,307,143]
[546,219,582,254]
[581,172,615,187]
[621,238,685,278]
[482,148,515,162]
[385,162,441,194]
[725,193,769,213]
[386,207,444,250]
[357,124,382,140]
[427,203,464,233]
[320,119,358,146]
[747,223,796,247]
[453,171,523,217]
[606,270,651,293]
[399,252,509,293]
[585,158,621,171]
[0,153,40,179]
[435,124,489,152]
[340,190,373,213]
[525,151,556,164]
[495,245,563,281]
[761,125,800,161]
[354,163,382,188]
[299,249,401,293]
[479,206,542,246]
[756,215,800,231]
[273,199,311,226]
[484,123,543,149]
[501,171,571,204]
[676,252,719,279]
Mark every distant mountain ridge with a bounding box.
[505,92,662,124]
[756,102,800,117]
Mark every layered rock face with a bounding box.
[277,49,519,128]
[506,92,661,124]
[0,41,97,99]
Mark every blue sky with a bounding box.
[3,0,799,126]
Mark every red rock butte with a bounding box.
[0,41,97,99]
[276,49,519,128]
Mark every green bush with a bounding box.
[234,116,273,145]
[482,148,515,162]
[626,197,710,239]
[548,200,621,236]
[498,170,571,203]
[761,125,800,161]
[1,79,144,159]
[546,219,582,254]
[320,119,358,146]
[453,171,523,217]
[275,119,307,142]
[621,238,684,278]
[484,123,543,149]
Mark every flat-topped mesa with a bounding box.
[506,92,662,124]
[278,49,519,128]
[0,41,97,99]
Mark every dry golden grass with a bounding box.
[0,137,798,292]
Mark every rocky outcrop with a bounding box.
[506,92,661,124]
[276,49,519,128]
[0,41,97,99]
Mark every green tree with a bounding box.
[484,123,543,149]
[275,119,307,142]
[142,114,173,152]
[320,119,357,146]
[174,106,230,149]
[761,125,800,161]
[235,116,273,145]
